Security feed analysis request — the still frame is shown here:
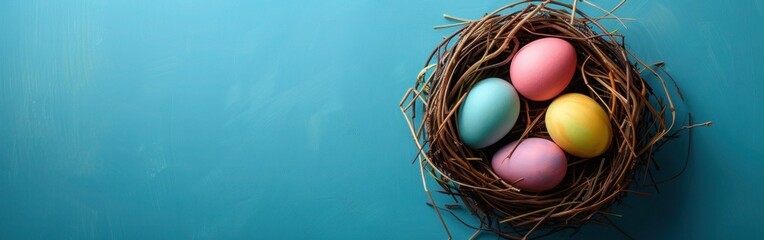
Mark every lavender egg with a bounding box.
[491,138,568,192]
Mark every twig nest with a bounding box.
[400,1,679,239]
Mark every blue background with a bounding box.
[1,0,762,239]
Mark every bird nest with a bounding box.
[399,1,705,239]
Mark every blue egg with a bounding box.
[458,77,521,148]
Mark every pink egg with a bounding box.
[491,138,567,192]
[509,37,577,101]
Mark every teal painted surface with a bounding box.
[0,0,762,239]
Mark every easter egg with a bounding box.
[491,138,567,192]
[458,77,521,149]
[545,93,613,158]
[509,37,577,101]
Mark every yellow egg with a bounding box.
[545,93,612,158]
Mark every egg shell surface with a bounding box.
[545,93,613,158]
[491,138,568,192]
[457,77,521,149]
[509,37,577,101]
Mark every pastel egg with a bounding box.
[509,37,577,101]
[545,93,613,158]
[491,138,567,192]
[458,77,521,148]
